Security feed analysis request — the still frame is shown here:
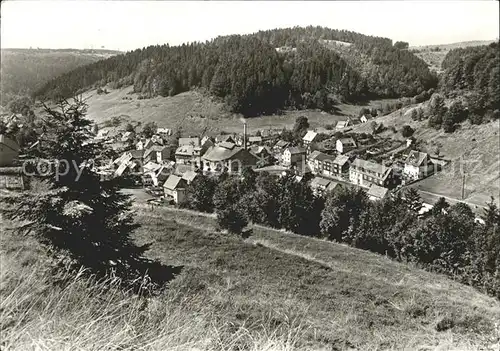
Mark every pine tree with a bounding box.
[0,98,171,291]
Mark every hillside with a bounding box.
[79,85,400,136]
[2,200,499,350]
[34,26,437,117]
[350,103,500,207]
[410,40,496,73]
[0,48,121,106]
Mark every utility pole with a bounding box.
[462,159,466,200]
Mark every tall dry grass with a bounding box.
[0,249,308,351]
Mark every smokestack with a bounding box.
[243,121,247,150]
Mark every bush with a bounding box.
[216,207,248,234]
[401,125,415,137]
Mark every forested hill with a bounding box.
[440,42,499,113]
[34,26,437,117]
[0,48,121,107]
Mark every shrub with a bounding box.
[401,125,415,137]
[216,207,248,234]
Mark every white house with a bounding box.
[336,138,357,154]
[403,151,434,182]
[336,119,351,130]
[349,158,395,188]
[282,147,306,167]
[302,130,318,146]
[163,175,188,204]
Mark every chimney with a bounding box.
[243,121,247,150]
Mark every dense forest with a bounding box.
[34,26,438,117]
[0,49,120,107]
[440,42,499,113]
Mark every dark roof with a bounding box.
[286,146,306,155]
[338,138,357,147]
[144,145,169,158]
[129,150,144,159]
[405,150,430,167]
[0,135,20,151]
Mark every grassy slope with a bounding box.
[350,105,500,207]
[2,195,500,350]
[80,86,398,136]
[132,204,500,350]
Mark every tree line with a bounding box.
[34,26,437,117]
[184,169,499,299]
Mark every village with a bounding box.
[0,109,445,216]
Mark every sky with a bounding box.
[1,1,498,51]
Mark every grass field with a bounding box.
[2,200,500,350]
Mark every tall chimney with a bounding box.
[243,122,247,150]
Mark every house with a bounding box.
[202,142,258,174]
[142,162,171,187]
[178,137,200,147]
[181,170,198,184]
[336,137,357,154]
[349,158,395,188]
[0,135,20,166]
[307,151,334,175]
[282,147,306,167]
[403,151,434,183]
[310,176,339,196]
[336,119,351,130]
[360,115,370,123]
[156,127,171,136]
[367,184,389,201]
[163,175,187,204]
[248,136,263,145]
[273,140,290,153]
[302,130,318,146]
[250,146,272,164]
[121,131,135,143]
[113,150,144,176]
[143,145,173,164]
[215,134,235,144]
[330,154,350,178]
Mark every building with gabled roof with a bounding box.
[336,119,351,130]
[367,184,389,201]
[336,137,357,154]
[349,158,395,188]
[403,150,434,182]
[143,145,173,164]
[302,130,318,145]
[282,146,306,167]
[202,143,258,174]
[310,176,339,196]
[163,174,188,204]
